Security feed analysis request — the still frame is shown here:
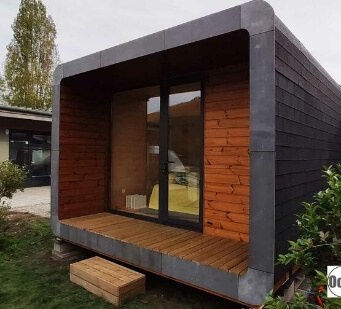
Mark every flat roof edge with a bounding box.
[55,0,276,81]
[275,16,341,95]
[0,105,52,118]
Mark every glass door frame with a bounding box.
[159,77,204,231]
[9,129,51,187]
[109,75,204,232]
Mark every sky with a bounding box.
[0,0,340,84]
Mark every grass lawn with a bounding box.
[0,213,243,309]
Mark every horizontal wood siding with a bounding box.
[204,64,250,242]
[275,28,341,280]
[58,83,110,220]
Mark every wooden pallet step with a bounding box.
[70,256,145,306]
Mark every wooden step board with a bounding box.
[70,256,145,306]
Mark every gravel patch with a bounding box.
[7,186,51,218]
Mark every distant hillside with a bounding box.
[147,97,200,125]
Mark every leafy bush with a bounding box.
[0,160,27,237]
[265,291,310,309]
[0,160,27,200]
[265,164,341,308]
[277,164,341,275]
[0,201,11,238]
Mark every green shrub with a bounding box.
[0,160,27,237]
[265,291,310,309]
[0,160,27,200]
[265,164,341,308]
[277,164,341,275]
[0,201,11,238]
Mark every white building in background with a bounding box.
[0,105,51,187]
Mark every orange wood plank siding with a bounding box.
[58,83,110,220]
[204,64,250,242]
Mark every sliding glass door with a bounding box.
[9,131,51,187]
[160,82,203,228]
[111,81,203,230]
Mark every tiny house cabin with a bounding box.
[51,0,341,306]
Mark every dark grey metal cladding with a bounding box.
[275,16,341,95]
[249,30,276,152]
[50,150,59,217]
[59,1,276,73]
[68,225,84,245]
[53,64,63,86]
[101,31,165,68]
[67,226,98,251]
[51,213,61,237]
[238,268,274,304]
[241,0,274,35]
[164,6,240,49]
[97,235,116,256]
[51,75,61,238]
[113,241,161,272]
[60,223,69,239]
[161,254,238,299]
[63,52,101,78]
[69,228,162,272]
[274,20,341,281]
[84,232,99,251]
[249,152,275,274]
[246,3,276,278]
[51,85,60,151]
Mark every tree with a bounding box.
[0,0,59,110]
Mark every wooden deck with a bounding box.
[61,212,248,275]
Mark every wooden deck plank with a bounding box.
[240,266,248,275]
[101,221,157,239]
[219,251,249,271]
[117,222,168,242]
[166,235,216,256]
[176,237,224,258]
[65,214,132,230]
[90,222,141,236]
[93,220,146,234]
[86,217,134,230]
[123,225,175,243]
[200,242,246,266]
[210,244,248,268]
[229,259,249,275]
[191,239,237,264]
[150,230,199,252]
[183,238,232,260]
[61,213,249,276]
[133,229,187,250]
[86,214,133,225]
[62,212,109,226]
[137,228,191,248]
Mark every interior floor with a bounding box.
[61,212,248,275]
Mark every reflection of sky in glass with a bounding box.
[147,91,200,114]
[147,97,160,114]
[169,91,200,106]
